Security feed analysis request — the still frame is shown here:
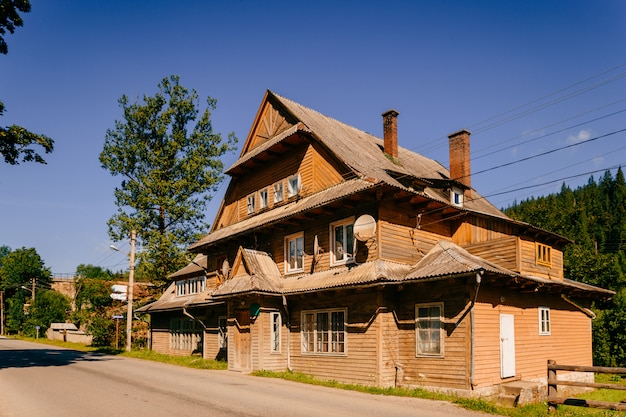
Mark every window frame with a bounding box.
[218,316,228,349]
[246,194,256,215]
[285,232,305,274]
[301,308,347,355]
[270,311,281,353]
[538,306,551,336]
[287,173,301,198]
[451,187,464,207]
[536,243,552,267]
[415,302,444,357]
[259,188,269,210]
[330,217,355,266]
[273,181,284,203]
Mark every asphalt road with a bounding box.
[0,338,494,417]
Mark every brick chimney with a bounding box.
[382,109,399,160]
[448,129,471,198]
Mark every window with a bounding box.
[330,218,354,265]
[301,309,346,354]
[176,280,187,296]
[416,303,443,356]
[218,316,228,349]
[175,276,206,296]
[246,194,255,214]
[287,173,301,198]
[285,232,304,273]
[259,188,269,210]
[539,307,551,335]
[536,243,552,267]
[451,187,464,207]
[170,318,202,351]
[271,312,281,353]
[273,182,284,203]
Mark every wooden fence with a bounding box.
[547,360,626,412]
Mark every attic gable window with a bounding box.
[287,173,301,198]
[247,194,256,214]
[451,187,464,207]
[536,243,552,267]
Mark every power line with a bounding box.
[471,128,626,179]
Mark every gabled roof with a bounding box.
[266,91,507,219]
[405,240,517,281]
[212,248,282,297]
[167,254,207,280]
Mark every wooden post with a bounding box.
[115,318,119,350]
[548,359,557,412]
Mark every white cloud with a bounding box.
[567,129,592,144]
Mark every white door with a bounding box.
[500,314,516,378]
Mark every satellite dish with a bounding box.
[221,259,230,279]
[354,214,376,241]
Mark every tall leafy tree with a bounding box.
[100,75,237,284]
[0,246,51,292]
[0,0,54,165]
[23,290,71,337]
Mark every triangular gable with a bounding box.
[240,90,297,156]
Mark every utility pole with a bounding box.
[126,230,136,352]
[31,278,35,302]
[1,291,4,335]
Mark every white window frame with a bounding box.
[270,311,281,353]
[330,217,355,266]
[218,316,228,349]
[539,306,551,335]
[259,188,269,210]
[301,309,346,355]
[246,194,255,214]
[176,280,187,297]
[287,173,301,198]
[451,187,464,207]
[273,182,284,203]
[285,232,305,273]
[415,302,444,357]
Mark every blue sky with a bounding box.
[1,0,625,274]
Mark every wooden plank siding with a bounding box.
[393,281,472,390]
[472,287,592,388]
[518,237,564,280]
[285,290,381,386]
[463,236,518,272]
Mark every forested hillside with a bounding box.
[505,168,626,366]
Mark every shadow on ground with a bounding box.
[0,339,116,369]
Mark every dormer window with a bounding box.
[451,187,464,207]
[536,243,552,267]
[287,173,301,198]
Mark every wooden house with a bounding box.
[137,254,228,360]
[141,91,613,401]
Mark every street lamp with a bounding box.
[20,284,35,302]
[110,230,136,352]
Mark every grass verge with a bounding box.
[251,370,626,417]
